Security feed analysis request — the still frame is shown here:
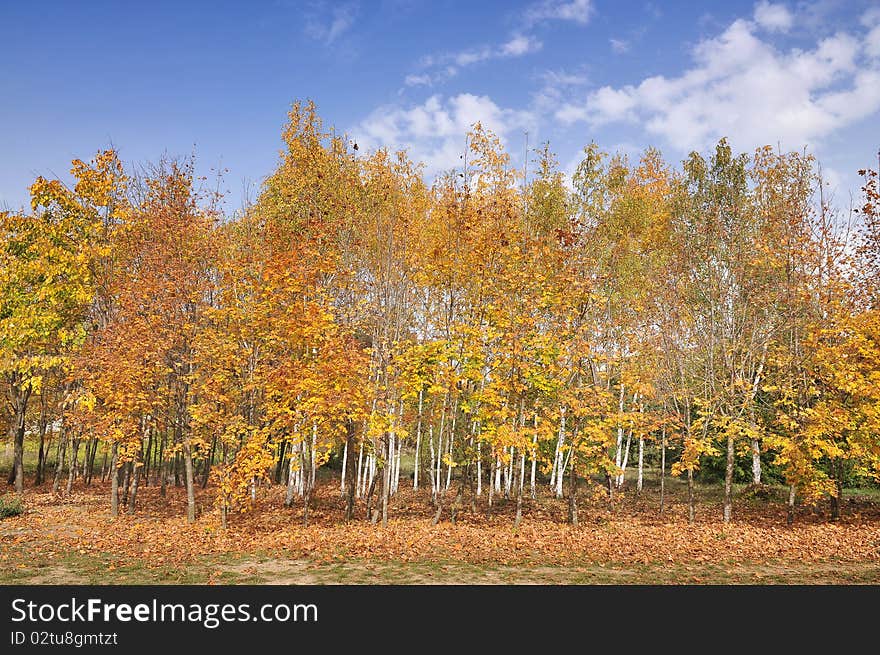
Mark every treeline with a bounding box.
[3,101,879,526]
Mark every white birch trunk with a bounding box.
[476,441,482,496]
[310,422,317,489]
[428,425,436,499]
[530,415,537,499]
[445,401,457,491]
[553,408,566,496]
[393,438,402,495]
[519,446,525,494]
[340,438,348,493]
[751,438,762,484]
[413,388,423,490]
[356,440,364,499]
[617,429,632,489]
[637,435,644,493]
[614,385,625,483]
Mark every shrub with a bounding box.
[0,495,23,519]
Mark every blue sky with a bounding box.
[2,0,879,213]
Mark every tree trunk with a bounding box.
[751,438,761,484]
[723,433,734,523]
[413,388,423,490]
[120,459,131,508]
[787,484,796,526]
[340,438,348,495]
[830,461,843,520]
[110,442,119,517]
[568,457,578,526]
[128,454,141,513]
[66,438,80,494]
[84,438,98,486]
[52,426,67,494]
[428,425,437,502]
[514,449,524,528]
[530,429,537,500]
[344,421,357,522]
[143,428,153,486]
[553,408,566,498]
[687,468,695,525]
[636,435,644,494]
[381,436,390,527]
[617,428,632,489]
[203,435,216,489]
[659,427,666,516]
[35,398,48,486]
[284,443,298,509]
[159,434,167,498]
[10,383,30,494]
[475,441,482,497]
[183,441,196,523]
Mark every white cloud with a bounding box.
[610,38,630,54]
[352,94,535,178]
[753,1,793,33]
[533,68,590,113]
[306,2,358,45]
[864,8,880,58]
[404,74,432,87]
[554,16,880,155]
[525,0,593,26]
[409,34,543,88]
[500,34,543,57]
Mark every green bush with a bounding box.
[0,495,23,519]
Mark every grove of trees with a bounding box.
[3,101,879,527]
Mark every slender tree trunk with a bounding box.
[751,438,761,484]
[617,429,632,489]
[284,439,298,509]
[475,441,482,497]
[445,403,456,492]
[110,442,119,517]
[10,385,30,494]
[128,454,141,513]
[687,468,695,525]
[530,422,537,500]
[159,434,167,498]
[85,438,98,486]
[355,440,364,499]
[414,388,423,490]
[514,449,524,528]
[723,433,734,523]
[340,438,348,494]
[66,438,80,494]
[309,423,317,490]
[614,385,624,491]
[35,397,48,486]
[53,426,67,494]
[344,421,357,521]
[428,425,437,502]
[143,428,153,486]
[381,436,390,527]
[568,456,578,526]
[659,426,666,516]
[787,484,796,525]
[183,440,196,523]
[636,435,644,494]
[552,407,566,497]
[487,454,494,511]
[120,459,131,508]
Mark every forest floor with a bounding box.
[2,473,880,584]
